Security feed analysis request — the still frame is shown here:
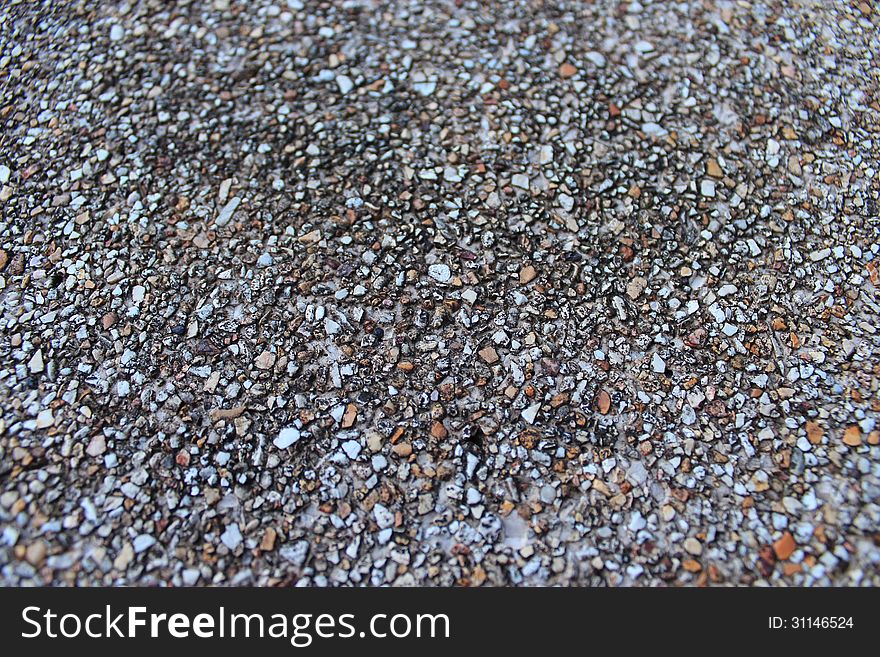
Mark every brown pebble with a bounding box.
[341,403,358,428]
[209,406,247,421]
[773,531,796,560]
[519,265,537,285]
[478,346,499,364]
[596,390,611,414]
[260,527,277,551]
[559,62,577,78]
[805,420,823,444]
[392,442,412,457]
[843,424,862,446]
[25,541,47,566]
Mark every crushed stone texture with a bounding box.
[1,1,879,586]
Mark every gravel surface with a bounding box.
[1,0,879,586]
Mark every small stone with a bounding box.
[109,24,124,41]
[27,349,44,374]
[255,350,276,370]
[366,431,384,453]
[341,403,358,428]
[706,158,723,178]
[559,62,578,78]
[336,74,354,94]
[681,404,697,425]
[519,265,537,285]
[215,196,241,227]
[260,527,277,552]
[341,439,362,459]
[478,346,499,364]
[25,541,47,566]
[428,263,451,283]
[595,390,611,414]
[279,541,310,566]
[773,531,796,560]
[412,76,436,96]
[86,434,106,457]
[521,402,541,424]
[133,534,155,553]
[558,193,574,212]
[373,503,395,529]
[843,425,862,447]
[683,537,703,555]
[209,406,247,422]
[391,442,412,457]
[511,173,530,189]
[430,421,448,439]
[113,543,134,570]
[35,409,53,429]
[585,51,606,67]
[626,276,647,300]
[274,427,301,449]
[220,523,243,550]
[806,421,823,444]
[651,353,666,373]
[682,559,702,573]
[700,180,716,197]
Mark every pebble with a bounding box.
[341,440,362,459]
[215,197,241,227]
[373,504,395,529]
[585,51,606,67]
[511,173,530,189]
[132,535,155,554]
[220,523,243,550]
[336,74,354,94]
[651,353,666,373]
[683,538,703,556]
[27,349,44,374]
[478,346,499,364]
[519,265,537,285]
[626,277,647,300]
[255,350,276,370]
[274,427,301,449]
[521,402,541,424]
[427,263,451,283]
[35,409,54,429]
